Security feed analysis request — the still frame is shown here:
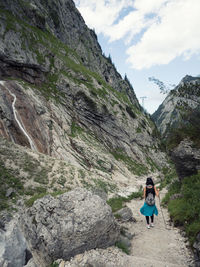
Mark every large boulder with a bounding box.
[20,188,120,267]
[171,139,200,180]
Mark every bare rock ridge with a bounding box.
[152,75,200,138]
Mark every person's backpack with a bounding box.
[145,192,155,206]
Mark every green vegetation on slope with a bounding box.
[107,190,143,213]
[0,162,24,210]
[162,173,200,245]
[167,107,200,150]
[110,148,148,176]
[1,8,141,115]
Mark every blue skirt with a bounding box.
[140,202,158,216]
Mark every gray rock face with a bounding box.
[152,75,200,138]
[0,216,27,267]
[114,207,136,222]
[194,232,200,267]
[20,188,120,267]
[0,0,139,107]
[171,139,200,180]
[0,0,168,179]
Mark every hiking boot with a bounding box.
[147,224,150,229]
[150,223,154,227]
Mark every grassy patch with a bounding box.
[160,166,177,190]
[107,191,143,212]
[50,262,59,267]
[25,190,68,207]
[110,148,148,175]
[0,161,24,211]
[146,157,159,172]
[25,192,47,207]
[93,178,117,193]
[70,121,84,138]
[163,173,200,245]
[115,241,130,255]
[24,186,47,196]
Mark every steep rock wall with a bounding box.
[0,0,168,194]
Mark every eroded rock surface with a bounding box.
[0,215,27,267]
[171,139,200,180]
[20,188,120,267]
[57,247,131,267]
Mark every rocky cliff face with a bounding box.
[152,75,200,138]
[0,0,168,201]
[152,75,200,180]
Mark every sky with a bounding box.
[74,0,200,114]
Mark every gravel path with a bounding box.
[125,189,194,266]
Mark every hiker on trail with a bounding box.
[140,177,159,229]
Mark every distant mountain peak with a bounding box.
[179,75,200,85]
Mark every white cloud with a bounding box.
[74,0,200,69]
[74,0,133,34]
[127,0,200,69]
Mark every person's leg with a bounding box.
[145,216,150,228]
[150,215,154,226]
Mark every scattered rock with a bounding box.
[56,247,131,267]
[114,207,136,222]
[170,193,183,201]
[5,188,16,197]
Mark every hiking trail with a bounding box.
[124,188,194,267]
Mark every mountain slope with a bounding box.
[152,75,200,139]
[0,0,168,208]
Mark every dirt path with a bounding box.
[124,189,194,267]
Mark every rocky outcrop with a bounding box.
[152,75,200,138]
[0,214,28,267]
[171,139,200,181]
[152,75,200,180]
[20,188,120,267]
[114,207,136,222]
